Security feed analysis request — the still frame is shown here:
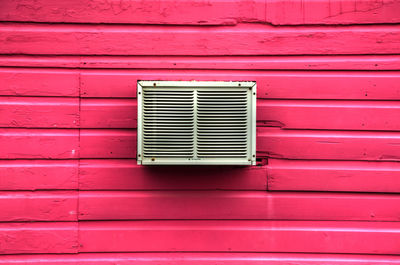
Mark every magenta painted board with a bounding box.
[79,159,267,191]
[0,222,78,254]
[0,97,79,128]
[1,55,400,70]
[0,160,78,191]
[80,70,400,100]
[1,253,400,265]
[1,0,400,25]
[257,128,400,161]
[0,68,79,97]
[1,23,400,55]
[0,191,77,221]
[78,220,400,254]
[0,129,79,159]
[267,159,400,193]
[78,191,400,221]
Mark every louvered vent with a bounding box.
[137,81,256,165]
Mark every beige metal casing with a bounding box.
[137,81,256,165]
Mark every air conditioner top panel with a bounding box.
[137,81,256,165]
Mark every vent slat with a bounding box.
[144,115,194,117]
[144,126,194,128]
[144,145,193,148]
[198,149,247,151]
[198,154,247,156]
[144,135,194,138]
[197,127,246,129]
[144,139,193,142]
[197,122,247,125]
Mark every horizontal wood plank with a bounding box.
[258,100,400,131]
[1,55,400,70]
[1,23,400,55]
[265,0,400,25]
[80,70,400,100]
[0,160,78,190]
[0,129,134,159]
[2,128,400,160]
[0,191,77,221]
[0,222,78,254]
[0,159,266,191]
[78,220,400,254]
[0,129,79,159]
[1,253,400,265]
[79,159,267,190]
[78,191,400,221]
[80,129,136,158]
[80,99,136,128]
[1,0,399,25]
[5,98,400,131]
[0,97,79,128]
[0,68,79,97]
[0,129,132,159]
[2,68,399,100]
[80,99,400,131]
[258,128,400,161]
[267,159,400,193]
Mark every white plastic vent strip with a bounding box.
[137,81,256,165]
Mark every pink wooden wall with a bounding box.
[1,0,400,263]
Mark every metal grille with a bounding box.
[143,90,195,158]
[197,90,248,158]
[138,81,256,165]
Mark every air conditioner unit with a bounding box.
[137,81,256,165]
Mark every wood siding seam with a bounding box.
[1,55,400,70]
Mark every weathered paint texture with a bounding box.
[1,0,400,263]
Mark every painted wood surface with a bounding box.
[2,55,400,70]
[78,191,400,221]
[78,221,400,254]
[0,68,79,97]
[0,191,77,221]
[0,129,79,159]
[0,222,78,254]
[0,159,266,191]
[1,0,399,25]
[2,128,400,161]
[2,68,400,100]
[3,158,398,193]
[2,191,399,222]
[267,159,400,193]
[0,160,78,191]
[1,23,400,56]
[6,98,400,131]
[7,220,400,255]
[0,97,79,128]
[1,0,399,263]
[2,253,400,265]
[79,159,267,191]
[79,70,400,99]
[258,128,400,161]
